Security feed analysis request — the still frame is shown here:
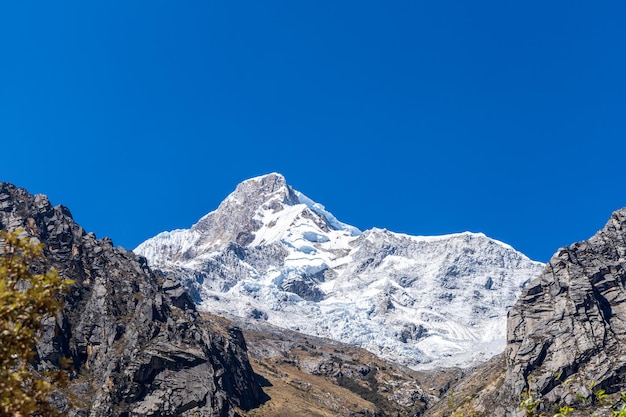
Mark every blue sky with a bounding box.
[1,1,624,262]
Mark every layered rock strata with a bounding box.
[503,208,626,411]
[429,208,626,416]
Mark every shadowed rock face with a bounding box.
[504,208,626,405]
[421,208,626,417]
[0,183,266,417]
[448,208,626,416]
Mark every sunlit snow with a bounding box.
[136,173,544,370]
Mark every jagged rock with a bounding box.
[396,323,428,343]
[501,207,626,413]
[433,207,626,416]
[0,183,266,416]
[280,274,325,302]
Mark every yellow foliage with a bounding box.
[0,229,73,416]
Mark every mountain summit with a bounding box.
[136,173,544,369]
[137,173,359,265]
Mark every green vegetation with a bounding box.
[0,229,73,416]
[449,376,626,417]
[517,382,626,417]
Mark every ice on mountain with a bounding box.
[135,173,545,370]
[295,190,361,236]
[302,231,330,243]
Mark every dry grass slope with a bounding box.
[201,313,467,417]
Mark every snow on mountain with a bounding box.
[135,173,544,369]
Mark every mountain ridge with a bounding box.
[0,181,266,416]
[6,176,626,416]
[136,173,544,370]
[423,206,626,416]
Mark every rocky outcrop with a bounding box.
[0,182,266,416]
[501,207,626,412]
[435,207,626,416]
[234,315,437,417]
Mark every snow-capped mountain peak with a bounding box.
[136,173,544,370]
[136,173,356,266]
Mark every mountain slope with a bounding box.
[136,173,544,369]
[207,312,444,417]
[0,182,266,416]
[425,207,626,416]
[501,207,626,414]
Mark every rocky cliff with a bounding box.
[0,182,266,417]
[503,207,626,413]
[426,207,626,416]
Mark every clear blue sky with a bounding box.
[1,1,624,262]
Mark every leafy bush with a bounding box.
[450,377,626,417]
[0,229,73,416]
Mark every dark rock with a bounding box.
[503,209,626,406]
[449,207,626,416]
[484,277,494,290]
[396,323,428,343]
[249,309,268,320]
[281,274,325,302]
[0,182,266,416]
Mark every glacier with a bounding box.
[136,173,544,369]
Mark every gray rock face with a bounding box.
[505,208,626,401]
[0,183,265,416]
[420,208,626,417]
[457,208,626,416]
